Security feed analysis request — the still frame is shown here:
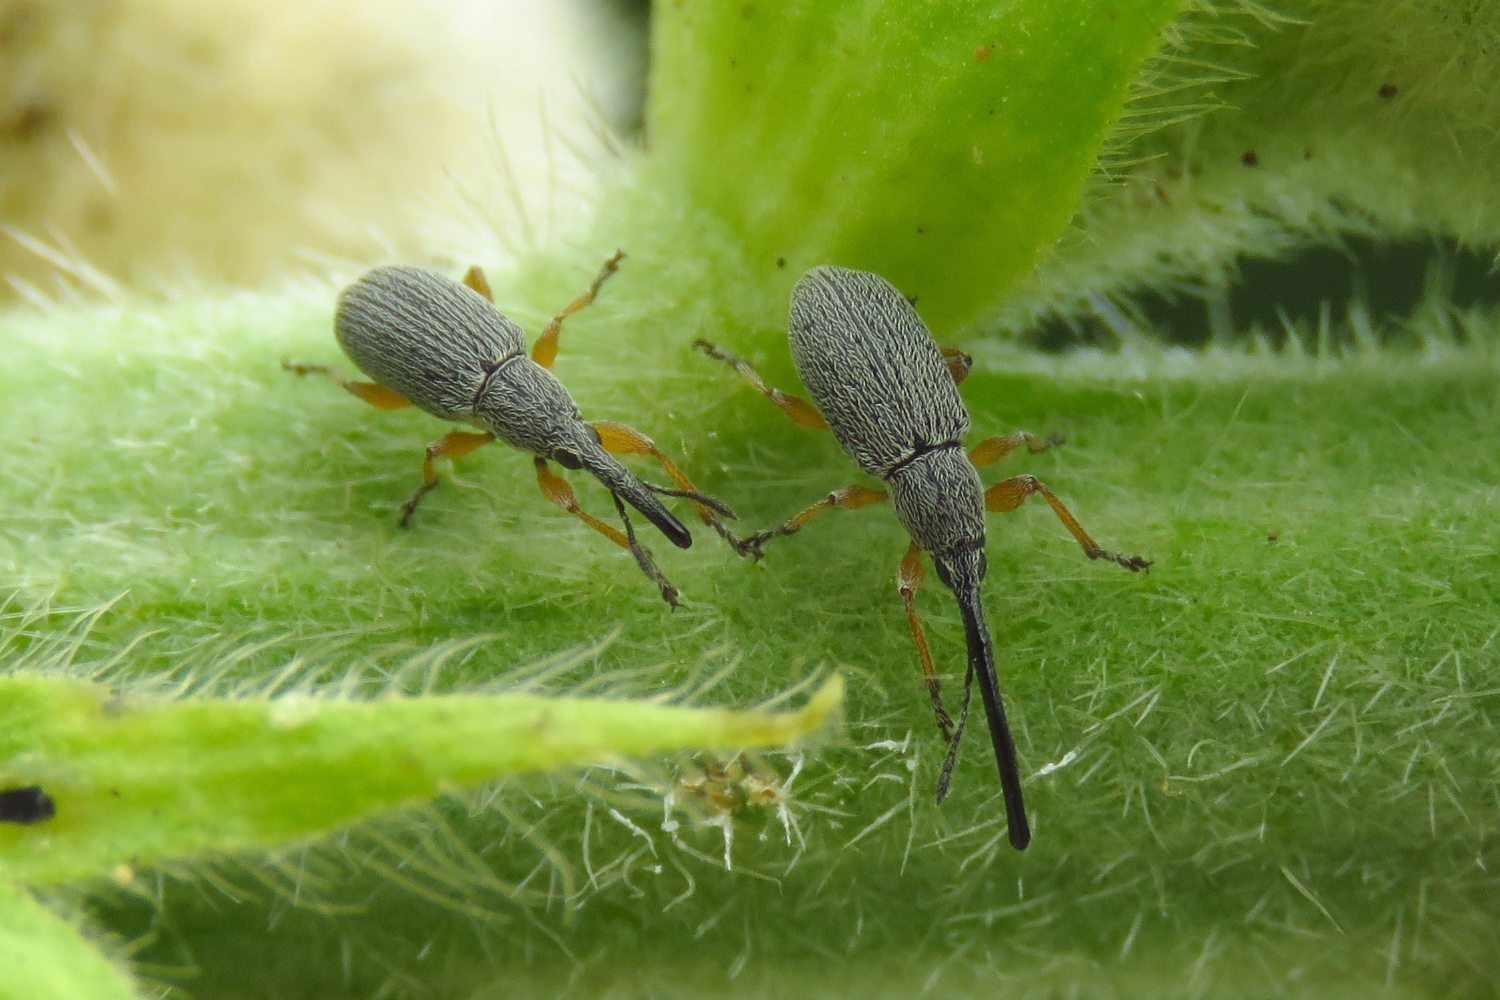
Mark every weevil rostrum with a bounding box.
[286,254,745,606]
[697,265,1150,851]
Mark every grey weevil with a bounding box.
[286,253,744,606]
[696,265,1150,850]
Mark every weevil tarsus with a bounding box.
[984,474,1151,573]
[611,491,681,607]
[532,251,625,370]
[740,483,888,558]
[692,339,829,430]
[399,429,495,528]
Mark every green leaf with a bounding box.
[648,0,1184,331]
[0,879,135,1000]
[5,0,1500,997]
[0,671,840,885]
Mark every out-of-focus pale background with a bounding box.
[0,0,646,303]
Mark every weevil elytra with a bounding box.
[286,254,744,606]
[0,784,55,825]
[696,265,1150,850]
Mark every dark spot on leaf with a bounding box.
[1241,150,1259,167]
[974,45,992,62]
[0,785,55,825]
[1378,83,1398,99]
[776,257,786,269]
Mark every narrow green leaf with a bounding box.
[0,672,841,884]
[0,878,135,1000]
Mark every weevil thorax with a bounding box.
[887,447,988,563]
[787,265,969,479]
[335,266,527,421]
[474,354,592,461]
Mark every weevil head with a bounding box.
[570,431,694,550]
[931,541,988,604]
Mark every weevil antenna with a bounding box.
[611,492,681,607]
[645,483,738,520]
[936,658,975,803]
[948,563,1032,851]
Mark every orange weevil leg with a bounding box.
[397,430,495,528]
[898,542,956,743]
[531,251,625,370]
[462,265,494,302]
[534,457,680,606]
[534,457,630,547]
[941,346,973,385]
[741,484,887,556]
[590,419,752,556]
[692,340,829,430]
[282,361,413,410]
[984,475,1151,572]
[967,431,1065,469]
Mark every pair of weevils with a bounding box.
[286,256,1150,851]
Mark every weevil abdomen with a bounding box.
[788,266,969,478]
[336,265,526,420]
